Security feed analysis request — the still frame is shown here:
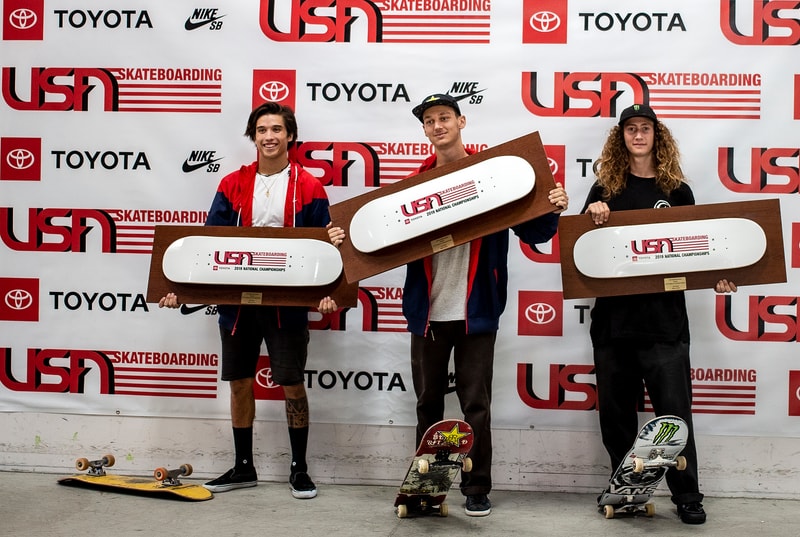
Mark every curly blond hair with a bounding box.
[593,121,686,200]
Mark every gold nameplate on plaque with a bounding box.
[431,235,455,253]
[240,292,263,305]
[663,277,687,291]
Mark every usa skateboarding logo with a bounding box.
[400,180,479,223]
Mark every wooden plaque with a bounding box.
[328,131,558,283]
[558,198,786,299]
[146,226,358,307]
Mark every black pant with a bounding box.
[594,340,703,505]
[410,321,495,496]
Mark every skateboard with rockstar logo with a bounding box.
[394,419,474,518]
[598,415,688,519]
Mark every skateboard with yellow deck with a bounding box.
[58,454,212,501]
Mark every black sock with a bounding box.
[288,426,309,474]
[233,426,254,470]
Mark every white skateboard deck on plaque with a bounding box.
[573,217,766,279]
[162,236,342,286]
[349,155,536,253]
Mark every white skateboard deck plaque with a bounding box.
[328,131,559,284]
[162,236,343,287]
[573,218,767,279]
[349,155,535,253]
[558,199,786,299]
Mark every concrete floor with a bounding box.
[2,471,799,537]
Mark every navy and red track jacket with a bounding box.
[205,160,330,331]
[401,151,559,336]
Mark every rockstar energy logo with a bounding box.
[429,424,470,448]
[652,421,680,445]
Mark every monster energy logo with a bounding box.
[652,421,680,444]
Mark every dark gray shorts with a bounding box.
[219,307,309,386]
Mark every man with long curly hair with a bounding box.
[582,104,736,525]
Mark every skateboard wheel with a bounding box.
[675,455,687,471]
[103,454,115,467]
[154,467,169,481]
[396,504,408,518]
[461,457,473,472]
[439,502,449,517]
[75,458,90,471]
[633,457,644,473]
[417,459,430,474]
[645,503,656,517]
[180,463,193,476]
[603,505,615,519]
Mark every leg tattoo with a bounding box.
[285,396,309,428]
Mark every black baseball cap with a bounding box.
[412,93,461,122]
[618,103,658,125]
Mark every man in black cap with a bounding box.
[328,93,568,515]
[581,103,737,524]
[411,93,462,120]
[405,92,568,516]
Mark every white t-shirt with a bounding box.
[252,164,290,227]
[429,243,470,321]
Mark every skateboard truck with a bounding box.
[153,464,194,487]
[633,449,687,473]
[75,454,115,477]
[398,497,449,518]
[418,449,473,474]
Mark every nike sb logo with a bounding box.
[180,304,208,315]
[184,8,225,31]
[447,82,486,106]
[182,150,223,173]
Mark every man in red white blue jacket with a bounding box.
[160,102,336,499]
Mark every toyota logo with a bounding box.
[6,148,35,170]
[547,157,559,176]
[529,11,561,33]
[255,367,277,389]
[525,302,556,325]
[5,289,33,311]
[10,8,38,30]
[259,81,290,103]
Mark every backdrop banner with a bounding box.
[1,1,798,439]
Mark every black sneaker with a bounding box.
[465,494,491,517]
[289,471,317,499]
[202,467,257,493]
[677,502,707,524]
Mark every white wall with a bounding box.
[3,413,799,499]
